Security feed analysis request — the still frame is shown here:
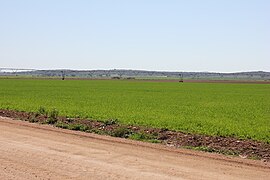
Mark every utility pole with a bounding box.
[179,73,183,82]
[61,71,65,80]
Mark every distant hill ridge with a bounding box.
[1,69,270,80]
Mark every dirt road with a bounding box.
[0,117,269,180]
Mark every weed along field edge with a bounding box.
[0,78,269,160]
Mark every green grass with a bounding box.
[0,79,269,142]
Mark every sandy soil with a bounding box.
[0,117,269,180]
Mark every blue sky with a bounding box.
[0,0,269,72]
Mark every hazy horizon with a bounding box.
[1,0,269,72]
[1,67,269,74]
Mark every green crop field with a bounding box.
[0,79,269,142]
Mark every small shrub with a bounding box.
[152,131,159,137]
[66,118,74,123]
[49,108,59,119]
[129,133,146,140]
[112,127,130,138]
[37,106,47,115]
[47,109,59,124]
[47,118,57,124]
[56,122,69,129]
[34,113,40,117]
[104,119,118,126]
[129,132,160,143]
[194,146,215,152]
[148,139,160,143]
[68,124,89,131]
[29,117,39,123]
